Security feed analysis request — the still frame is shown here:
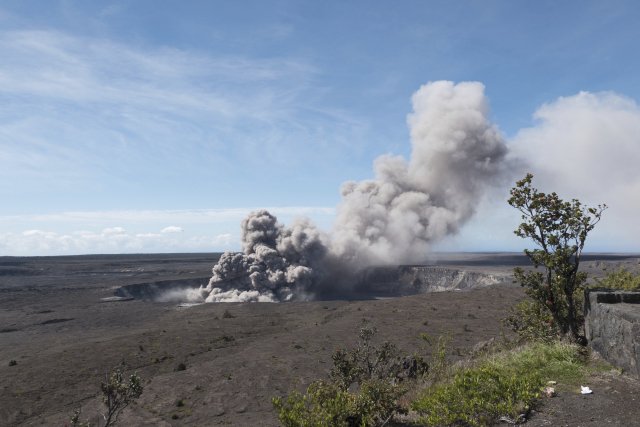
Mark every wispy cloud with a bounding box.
[0,206,335,224]
[0,30,313,112]
[0,29,367,187]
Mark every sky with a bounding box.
[1,0,640,256]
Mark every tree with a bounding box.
[508,173,606,343]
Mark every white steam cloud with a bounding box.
[511,90,640,249]
[191,81,511,302]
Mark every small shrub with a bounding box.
[175,362,187,371]
[100,363,144,426]
[222,310,235,319]
[175,399,185,407]
[70,407,90,427]
[8,360,17,366]
[415,364,541,426]
[330,326,428,388]
[420,333,450,382]
[273,379,405,427]
[69,363,143,426]
[273,325,426,426]
[595,268,640,291]
[503,300,559,343]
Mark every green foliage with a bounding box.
[419,333,450,381]
[100,363,144,426]
[412,341,587,426]
[497,341,587,385]
[595,268,640,291]
[508,173,606,342]
[503,300,559,343]
[414,365,541,426]
[273,325,426,426]
[272,379,405,427]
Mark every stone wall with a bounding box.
[585,289,640,378]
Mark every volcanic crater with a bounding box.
[2,252,640,426]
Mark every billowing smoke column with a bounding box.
[195,81,509,302]
[331,81,509,266]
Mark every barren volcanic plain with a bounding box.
[2,252,640,426]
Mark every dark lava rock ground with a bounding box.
[1,253,640,426]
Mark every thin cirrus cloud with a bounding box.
[0,29,312,112]
[0,29,366,186]
[0,206,335,224]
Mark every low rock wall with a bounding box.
[585,289,640,378]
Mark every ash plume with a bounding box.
[188,211,329,302]
[193,81,510,302]
[331,81,508,266]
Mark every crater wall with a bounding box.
[113,266,512,302]
[357,265,511,297]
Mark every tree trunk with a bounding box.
[564,290,582,344]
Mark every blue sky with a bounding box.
[1,0,640,255]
